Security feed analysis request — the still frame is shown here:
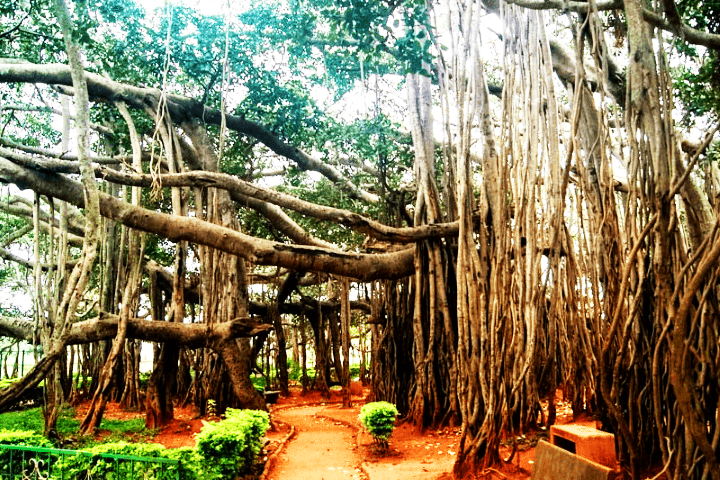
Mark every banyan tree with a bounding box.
[0,0,719,478]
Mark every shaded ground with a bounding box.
[73,387,606,480]
[73,401,204,448]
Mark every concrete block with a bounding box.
[532,440,615,480]
[550,424,616,468]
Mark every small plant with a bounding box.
[358,401,398,452]
[250,375,266,391]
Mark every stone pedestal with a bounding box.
[532,440,617,480]
[550,424,616,469]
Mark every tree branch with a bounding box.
[0,62,380,202]
[0,313,272,347]
[504,0,720,50]
[0,158,415,281]
[97,168,459,243]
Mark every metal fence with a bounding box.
[0,444,180,480]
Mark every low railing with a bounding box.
[0,444,180,480]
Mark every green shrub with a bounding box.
[358,401,398,451]
[166,446,214,480]
[196,408,270,479]
[0,430,53,479]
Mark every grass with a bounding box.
[98,417,157,442]
[0,405,79,437]
[0,405,157,447]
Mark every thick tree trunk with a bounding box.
[217,338,266,410]
[145,343,178,428]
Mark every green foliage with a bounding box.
[358,401,398,450]
[0,0,65,63]
[349,364,365,380]
[196,408,270,478]
[287,358,303,382]
[672,0,720,123]
[139,371,152,390]
[308,0,433,77]
[0,409,270,480]
[52,441,180,480]
[251,375,266,391]
[0,430,52,475]
[0,429,51,447]
[166,446,213,480]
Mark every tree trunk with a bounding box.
[82,232,145,434]
[270,305,289,396]
[145,342,178,428]
[340,277,352,407]
[300,313,309,394]
[217,338,266,410]
[308,306,330,397]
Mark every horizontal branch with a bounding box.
[505,0,720,51]
[0,316,35,341]
[504,0,622,11]
[0,146,456,244]
[0,247,79,271]
[248,298,372,317]
[0,313,272,347]
[0,158,415,281]
[0,136,126,164]
[98,169,459,243]
[0,105,114,136]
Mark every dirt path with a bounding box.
[269,405,364,480]
[264,398,465,480]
